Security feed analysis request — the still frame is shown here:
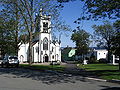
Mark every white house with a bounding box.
[93,48,108,60]
[18,14,61,63]
[93,47,119,65]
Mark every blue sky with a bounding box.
[59,0,116,47]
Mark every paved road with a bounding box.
[0,67,120,90]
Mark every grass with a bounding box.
[78,64,120,80]
[20,64,65,72]
[78,64,119,71]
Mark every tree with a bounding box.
[0,16,17,55]
[71,29,91,61]
[112,20,120,71]
[57,0,120,21]
[0,0,22,55]
[92,21,115,62]
[81,0,120,20]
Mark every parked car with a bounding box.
[1,56,19,67]
[50,61,60,65]
[0,60,2,65]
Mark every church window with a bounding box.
[36,46,39,53]
[52,47,54,52]
[52,55,54,59]
[43,22,48,33]
[43,37,48,50]
[41,51,43,55]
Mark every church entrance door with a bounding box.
[44,54,49,62]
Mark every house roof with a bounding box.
[90,47,107,50]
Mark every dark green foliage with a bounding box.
[0,0,22,55]
[83,0,120,19]
[61,47,72,61]
[112,20,120,70]
[89,53,97,63]
[71,29,91,59]
[0,16,17,55]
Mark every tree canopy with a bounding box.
[92,21,116,62]
[57,0,120,20]
[112,20,120,57]
[71,29,91,58]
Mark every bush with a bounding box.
[99,58,108,63]
[89,55,97,63]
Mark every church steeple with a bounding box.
[40,15,51,33]
[35,9,51,33]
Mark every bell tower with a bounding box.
[39,14,52,63]
[40,15,51,33]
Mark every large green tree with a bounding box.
[112,20,120,70]
[92,21,115,62]
[0,0,22,55]
[0,16,17,55]
[71,29,91,60]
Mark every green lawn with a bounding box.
[20,64,65,72]
[78,64,120,80]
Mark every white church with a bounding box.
[18,14,61,63]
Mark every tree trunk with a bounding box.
[28,0,33,66]
[15,30,18,56]
[107,49,111,63]
[14,1,19,56]
[29,32,33,65]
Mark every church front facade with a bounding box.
[18,15,61,63]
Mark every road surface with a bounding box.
[0,67,120,90]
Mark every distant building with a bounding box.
[62,47,108,62]
[92,47,108,60]
[61,47,76,61]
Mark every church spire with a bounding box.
[40,8,43,16]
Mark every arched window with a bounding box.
[43,37,48,50]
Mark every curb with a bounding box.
[86,77,107,82]
[107,79,120,84]
[86,77,120,84]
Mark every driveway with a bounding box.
[0,67,120,90]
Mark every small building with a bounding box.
[93,47,108,60]
[61,47,76,61]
